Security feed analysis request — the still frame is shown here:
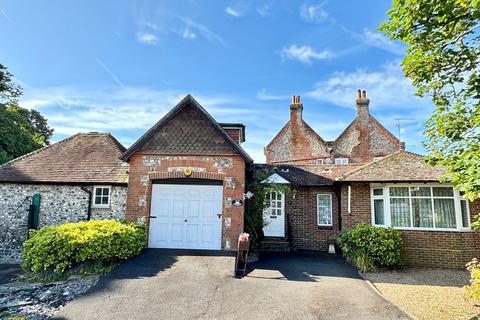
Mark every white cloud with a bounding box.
[136,32,158,45]
[306,61,426,108]
[257,4,271,17]
[0,9,13,23]
[257,89,290,101]
[299,3,328,23]
[225,7,242,17]
[96,58,125,89]
[281,45,330,64]
[182,29,196,39]
[362,29,404,55]
[179,17,226,46]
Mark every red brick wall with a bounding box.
[125,153,246,250]
[223,129,241,144]
[286,186,339,251]
[341,183,480,268]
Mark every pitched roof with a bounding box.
[338,151,445,182]
[0,133,128,184]
[122,95,253,163]
[254,164,334,186]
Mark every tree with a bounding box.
[380,0,480,201]
[0,64,53,164]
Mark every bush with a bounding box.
[466,258,480,300]
[338,223,403,272]
[22,220,146,273]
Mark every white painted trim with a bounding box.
[347,185,351,214]
[317,193,333,226]
[261,173,290,184]
[92,185,111,208]
[369,183,471,232]
[335,158,349,165]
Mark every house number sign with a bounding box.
[232,199,243,207]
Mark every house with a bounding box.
[0,133,128,263]
[260,91,480,268]
[0,92,478,268]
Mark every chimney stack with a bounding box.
[355,89,370,120]
[290,95,303,124]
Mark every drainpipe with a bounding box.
[81,186,92,221]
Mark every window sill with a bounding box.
[374,225,472,232]
[92,206,111,209]
[317,225,334,229]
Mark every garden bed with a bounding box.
[365,268,480,320]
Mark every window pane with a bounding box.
[461,200,469,228]
[434,198,456,228]
[390,187,409,197]
[317,195,332,225]
[102,188,110,196]
[94,196,102,205]
[433,187,454,197]
[101,196,109,205]
[95,188,102,196]
[410,187,431,197]
[412,198,433,228]
[374,199,384,225]
[373,189,383,196]
[390,198,411,227]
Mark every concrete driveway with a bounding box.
[54,250,410,320]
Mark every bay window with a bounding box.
[371,184,470,231]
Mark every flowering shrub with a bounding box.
[22,220,146,273]
[466,258,480,300]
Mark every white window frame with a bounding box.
[370,183,471,232]
[335,158,349,165]
[317,193,333,226]
[92,185,111,208]
[314,159,324,165]
[373,157,383,161]
[264,190,285,218]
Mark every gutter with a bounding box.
[80,186,92,221]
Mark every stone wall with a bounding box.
[0,183,127,263]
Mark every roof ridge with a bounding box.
[0,133,82,168]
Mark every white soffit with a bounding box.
[261,173,290,184]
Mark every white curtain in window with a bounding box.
[412,198,433,228]
[390,198,410,227]
[434,198,456,228]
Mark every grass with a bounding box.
[365,268,480,320]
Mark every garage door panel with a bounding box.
[202,224,214,242]
[187,200,200,218]
[149,184,222,250]
[170,223,184,242]
[186,224,199,242]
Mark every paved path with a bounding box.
[0,264,21,285]
[54,249,410,320]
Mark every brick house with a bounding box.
[260,91,480,268]
[0,92,478,268]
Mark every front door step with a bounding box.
[259,239,291,252]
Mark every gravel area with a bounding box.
[0,275,99,319]
[365,268,480,320]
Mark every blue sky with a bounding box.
[0,0,434,162]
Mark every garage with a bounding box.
[148,181,223,250]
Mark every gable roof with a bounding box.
[0,133,128,184]
[265,118,327,150]
[122,95,253,163]
[338,151,445,182]
[254,164,334,186]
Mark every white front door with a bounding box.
[263,191,285,237]
[148,183,223,250]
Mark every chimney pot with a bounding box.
[357,89,361,99]
[362,90,367,98]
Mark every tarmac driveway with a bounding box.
[54,249,410,320]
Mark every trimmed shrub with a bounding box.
[338,223,403,272]
[466,258,480,301]
[22,220,146,273]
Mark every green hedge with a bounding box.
[338,223,403,272]
[22,220,146,273]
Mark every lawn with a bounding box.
[365,268,480,320]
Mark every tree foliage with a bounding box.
[380,0,480,201]
[0,64,53,164]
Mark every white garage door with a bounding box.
[148,183,223,250]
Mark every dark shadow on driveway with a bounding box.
[247,252,360,282]
[0,264,22,284]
